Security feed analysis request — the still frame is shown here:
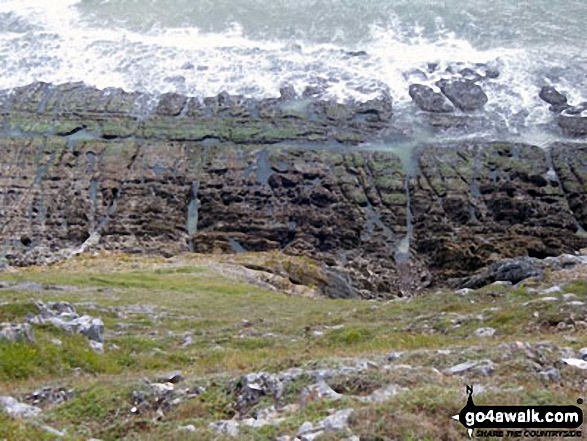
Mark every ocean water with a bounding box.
[0,0,585,139]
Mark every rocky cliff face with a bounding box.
[1,82,586,298]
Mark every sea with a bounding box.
[0,0,586,143]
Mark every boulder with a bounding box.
[453,257,543,290]
[408,84,454,113]
[279,85,297,101]
[26,387,74,406]
[300,382,342,406]
[0,323,35,343]
[30,301,104,343]
[210,420,240,437]
[0,396,42,418]
[234,372,284,412]
[437,79,488,111]
[539,86,567,106]
[558,107,587,136]
[155,92,187,116]
[459,68,483,82]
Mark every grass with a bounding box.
[0,252,586,439]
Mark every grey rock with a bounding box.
[0,396,42,418]
[26,386,74,406]
[404,68,428,82]
[474,360,496,376]
[255,405,280,421]
[308,368,338,382]
[156,92,187,117]
[279,85,297,101]
[12,282,44,292]
[475,327,496,338]
[150,382,174,394]
[408,84,454,113]
[579,348,587,361]
[359,384,404,403]
[40,425,65,437]
[541,286,562,294]
[545,254,587,270]
[562,358,587,369]
[539,368,561,382]
[454,257,543,290]
[235,372,284,412]
[210,420,239,437]
[444,360,494,376]
[483,68,500,79]
[459,68,483,82]
[437,79,488,111]
[279,367,305,383]
[318,408,354,432]
[302,86,324,98]
[323,269,361,299]
[300,432,324,441]
[490,281,512,287]
[539,297,559,302]
[73,316,104,342]
[157,370,183,384]
[539,86,567,106]
[445,361,478,375]
[178,424,196,432]
[0,322,35,343]
[241,417,278,428]
[387,352,403,361]
[558,110,587,136]
[89,340,104,353]
[300,382,342,406]
[31,301,104,342]
[298,421,315,435]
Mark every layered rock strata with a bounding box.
[1,82,586,298]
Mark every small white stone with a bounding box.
[562,358,587,370]
[475,327,496,338]
[178,424,196,432]
[491,281,512,287]
[541,286,562,294]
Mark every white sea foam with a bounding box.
[0,0,584,139]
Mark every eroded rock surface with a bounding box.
[1,83,587,298]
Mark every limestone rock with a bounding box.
[0,396,42,418]
[0,323,35,343]
[408,84,454,113]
